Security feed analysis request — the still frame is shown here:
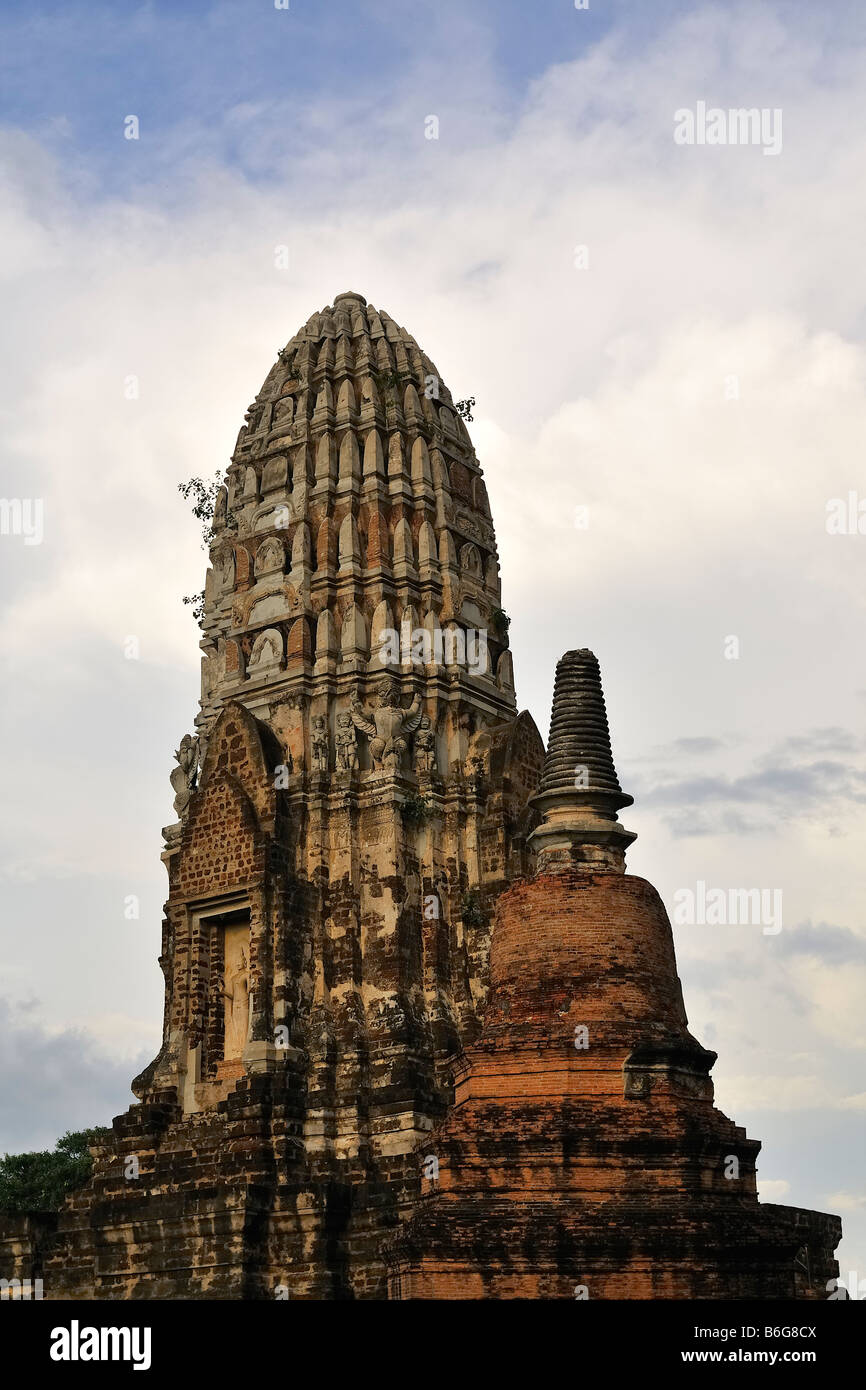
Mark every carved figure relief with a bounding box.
[459,542,482,578]
[311,714,329,772]
[222,927,250,1060]
[350,678,423,772]
[335,712,359,771]
[169,733,200,817]
[414,714,436,773]
[254,536,286,578]
[273,396,294,427]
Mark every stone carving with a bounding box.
[273,691,309,712]
[335,712,359,771]
[273,396,294,427]
[459,542,482,578]
[215,546,235,592]
[222,937,250,1060]
[261,454,289,492]
[311,714,329,772]
[161,821,182,850]
[169,733,200,817]
[414,714,435,773]
[254,502,292,534]
[248,627,283,672]
[350,678,423,772]
[254,536,286,577]
[213,486,229,530]
[248,590,293,626]
[623,1070,652,1099]
[455,508,495,550]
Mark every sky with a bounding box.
[0,0,864,1291]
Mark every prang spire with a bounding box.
[530,649,636,873]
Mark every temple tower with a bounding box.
[40,293,545,1299]
[385,650,842,1298]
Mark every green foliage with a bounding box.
[179,469,238,624]
[0,1128,111,1214]
[491,607,511,639]
[372,367,403,394]
[401,792,432,827]
[460,889,486,929]
[178,470,224,547]
[182,589,206,625]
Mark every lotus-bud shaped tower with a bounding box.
[41,293,545,1300]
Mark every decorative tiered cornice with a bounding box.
[197,290,516,757]
[530,648,635,873]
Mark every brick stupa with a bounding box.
[385,650,841,1298]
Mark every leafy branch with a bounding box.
[460,889,486,929]
[183,591,206,624]
[178,470,224,548]
[179,470,239,625]
[179,470,239,549]
[401,792,432,827]
[0,1128,111,1214]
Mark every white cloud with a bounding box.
[757,1178,790,1201]
[719,1074,827,1111]
[822,1191,866,1214]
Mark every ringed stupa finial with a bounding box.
[530,648,636,873]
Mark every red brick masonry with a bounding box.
[385,871,841,1298]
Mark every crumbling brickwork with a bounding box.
[21,292,544,1299]
[385,653,841,1298]
[0,312,839,1302]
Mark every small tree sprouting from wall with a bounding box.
[179,470,238,624]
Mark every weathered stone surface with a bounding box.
[0,303,839,1301]
[9,294,544,1300]
[384,653,841,1298]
